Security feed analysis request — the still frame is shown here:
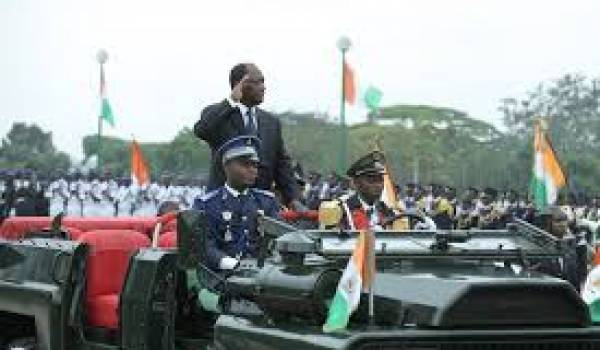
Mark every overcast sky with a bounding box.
[2,0,600,158]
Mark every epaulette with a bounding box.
[199,189,220,202]
[338,193,352,203]
[251,188,275,198]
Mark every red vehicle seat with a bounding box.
[161,221,177,234]
[64,217,155,237]
[158,231,177,248]
[78,229,151,329]
[0,217,156,240]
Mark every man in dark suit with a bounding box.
[194,63,304,210]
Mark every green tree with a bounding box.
[499,73,600,192]
[0,122,71,173]
[82,127,211,180]
[158,127,211,177]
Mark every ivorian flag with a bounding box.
[341,58,384,120]
[100,65,115,127]
[131,139,150,186]
[323,230,375,333]
[373,143,397,209]
[582,263,600,323]
[343,60,356,105]
[530,119,566,210]
[381,163,397,209]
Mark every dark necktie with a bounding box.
[245,109,256,135]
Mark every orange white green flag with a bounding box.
[341,58,383,121]
[343,60,356,105]
[530,119,566,210]
[99,64,115,127]
[372,142,398,209]
[381,162,398,209]
[323,230,375,333]
[131,139,150,186]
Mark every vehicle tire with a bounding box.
[5,337,36,350]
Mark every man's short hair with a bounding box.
[229,63,250,89]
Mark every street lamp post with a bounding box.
[337,36,351,174]
[96,49,108,172]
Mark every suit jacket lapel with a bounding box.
[229,104,244,134]
[256,109,266,139]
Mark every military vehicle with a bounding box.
[0,210,599,349]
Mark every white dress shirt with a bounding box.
[227,98,257,130]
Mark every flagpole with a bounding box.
[337,36,351,174]
[96,49,108,172]
[97,105,103,171]
[367,229,376,328]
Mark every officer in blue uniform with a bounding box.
[194,135,280,272]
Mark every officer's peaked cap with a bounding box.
[218,135,261,164]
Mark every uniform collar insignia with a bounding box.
[224,183,249,198]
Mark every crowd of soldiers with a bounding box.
[0,169,206,220]
[299,172,600,231]
[4,167,600,232]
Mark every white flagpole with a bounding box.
[367,229,376,327]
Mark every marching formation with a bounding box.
[0,170,206,219]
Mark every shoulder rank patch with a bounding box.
[199,189,220,202]
[251,188,275,198]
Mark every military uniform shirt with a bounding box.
[193,185,280,271]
